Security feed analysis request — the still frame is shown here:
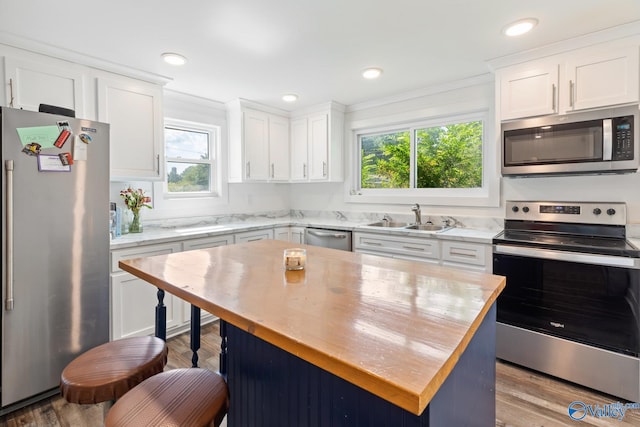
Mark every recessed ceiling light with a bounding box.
[362,67,383,79]
[282,93,298,102]
[503,18,538,37]
[162,52,187,66]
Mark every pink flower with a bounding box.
[120,187,152,212]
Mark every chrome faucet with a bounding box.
[411,204,421,224]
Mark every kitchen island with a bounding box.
[119,240,505,426]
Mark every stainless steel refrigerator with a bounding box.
[1,107,110,413]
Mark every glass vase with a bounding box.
[129,209,143,233]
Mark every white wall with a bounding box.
[287,77,640,224]
[503,173,640,222]
[289,77,506,221]
[110,90,291,221]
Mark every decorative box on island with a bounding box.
[283,248,306,270]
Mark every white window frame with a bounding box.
[162,118,220,199]
[347,108,499,207]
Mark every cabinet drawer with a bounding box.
[441,241,487,267]
[111,242,183,273]
[235,229,274,243]
[182,235,234,251]
[354,233,439,260]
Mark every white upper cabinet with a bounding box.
[227,100,290,182]
[268,114,290,181]
[242,108,270,181]
[98,77,164,181]
[4,56,86,117]
[499,62,559,120]
[308,113,329,180]
[563,46,639,113]
[498,43,639,121]
[290,118,309,181]
[290,102,345,182]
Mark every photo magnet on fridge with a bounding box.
[59,152,73,166]
[22,142,41,156]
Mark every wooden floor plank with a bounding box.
[1,321,639,426]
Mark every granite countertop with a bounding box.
[110,214,501,250]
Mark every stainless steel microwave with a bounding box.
[502,105,638,176]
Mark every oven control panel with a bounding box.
[505,201,626,225]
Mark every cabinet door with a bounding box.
[274,226,305,243]
[499,64,558,120]
[290,118,308,181]
[111,273,181,340]
[269,115,290,181]
[565,46,640,112]
[290,227,305,244]
[308,114,329,180]
[110,242,182,340]
[4,56,85,116]
[243,109,270,180]
[274,227,290,241]
[441,241,490,272]
[98,77,163,180]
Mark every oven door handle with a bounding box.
[494,244,640,269]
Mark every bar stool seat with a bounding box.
[60,336,168,404]
[104,368,229,427]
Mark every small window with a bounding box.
[165,124,217,195]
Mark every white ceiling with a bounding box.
[1,0,639,111]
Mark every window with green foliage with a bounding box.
[165,124,217,195]
[359,120,483,190]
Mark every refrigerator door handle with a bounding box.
[5,160,14,310]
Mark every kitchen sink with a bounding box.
[367,221,411,228]
[405,224,451,232]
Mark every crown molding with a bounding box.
[345,73,493,113]
[487,20,640,71]
[0,31,172,85]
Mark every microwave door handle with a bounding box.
[603,119,612,161]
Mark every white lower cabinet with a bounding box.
[110,242,183,340]
[235,228,274,243]
[111,229,277,340]
[354,232,492,271]
[441,240,491,272]
[182,234,235,251]
[111,273,182,340]
[274,226,305,243]
[354,232,439,264]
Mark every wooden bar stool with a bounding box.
[104,368,229,427]
[60,336,168,407]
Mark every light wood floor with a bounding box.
[2,321,639,426]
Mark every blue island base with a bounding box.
[221,304,496,427]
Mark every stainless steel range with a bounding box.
[493,201,640,401]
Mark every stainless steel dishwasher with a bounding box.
[304,228,352,251]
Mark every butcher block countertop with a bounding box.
[119,239,505,415]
